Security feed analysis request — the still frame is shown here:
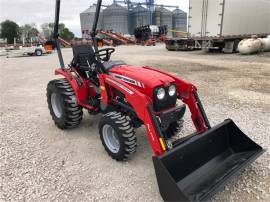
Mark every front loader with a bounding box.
[47,0,264,201]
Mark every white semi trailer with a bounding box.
[167,0,270,52]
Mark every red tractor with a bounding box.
[47,1,264,201]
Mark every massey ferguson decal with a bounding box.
[110,73,145,88]
[105,78,134,95]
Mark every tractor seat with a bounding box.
[72,45,96,71]
[71,45,126,72]
[103,60,126,70]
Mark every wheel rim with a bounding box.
[51,92,62,118]
[36,50,42,56]
[102,124,120,153]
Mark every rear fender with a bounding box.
[55,68,88,103]
[100,74,164,155]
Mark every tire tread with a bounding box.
[99,112,137,161]
[47,78,83,129]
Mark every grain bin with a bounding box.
[173,9,187,32]
[154,6,161,26]
[130,5,151,32]
[103,3,129,34]
[160,7,173,29]
[80,4,103,38]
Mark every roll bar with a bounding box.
[53,0,103,69]
[53,0,65,69]
[91,0,103,53]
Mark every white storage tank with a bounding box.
[260,35,270,51]
[238,38,262,54]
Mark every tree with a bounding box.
[20,24,39,41]
[41,23,53,39]
[0,20,20,44]
[60,27,75,40]
[41,22,65,39]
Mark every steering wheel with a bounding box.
[94,48,115,62]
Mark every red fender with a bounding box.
[54,68,95,110]
[99,74,164,155]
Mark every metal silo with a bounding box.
[173,9,187,32]
[103,4,129,34]
[130,5,151,32]
[80,4,103,38]
[160,7,173,29]
[154,6,161,26]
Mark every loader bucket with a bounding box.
[153,119,264,201]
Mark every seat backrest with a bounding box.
[72,45,95,67]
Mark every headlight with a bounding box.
[157,88,166,100]
[168,85,176,96]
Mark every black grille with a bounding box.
[153,85,177,112]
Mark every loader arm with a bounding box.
[143,66,211,132]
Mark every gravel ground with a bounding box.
[0,45,269,201]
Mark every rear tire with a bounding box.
[162,119,184,139]
[99,112,136,161]
[47,79,83,129]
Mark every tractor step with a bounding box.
[79,97,100,112]
[153,119,264,201]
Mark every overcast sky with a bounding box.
[0,0,189,37]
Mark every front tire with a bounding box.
[99,112,137,161]
[47,79,83,129]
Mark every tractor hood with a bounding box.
[109,65,175,93]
